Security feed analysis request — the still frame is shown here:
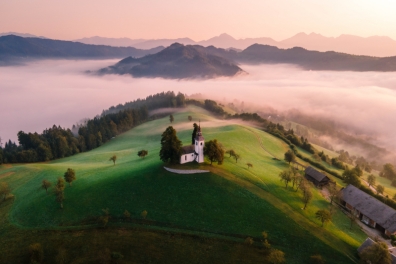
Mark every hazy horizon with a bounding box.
[1,1,396,41]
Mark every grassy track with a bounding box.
[0,106,366,263]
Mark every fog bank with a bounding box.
[1,60,396,156]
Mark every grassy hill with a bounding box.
[0,106,366,263]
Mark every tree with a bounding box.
[160,126,182,164]
[315,209,332,227]
[343,168,361,187]
[141,210,148,219]
[233,153,241,163]
[377,184,385,195]
[279,169,292,189]
[327,183,338,205]
[226,149,236,158]
[41,179,52,194]
[137,150,148,158]
[109,155,117,165]
[367,174,376,187]
[284,150,296,164]
[300,181,313,210]
[267,249,285,264]
[188,115,192,121]
[0,182,10,201]
[123,210,131,219]
[55,177,65,209]
[29,243,43,263]
[310,255,325,264]
[191,123,198,144]
[169,114,174,123]
[99,208,110,227]
[381,163,396,181]
[64,168,76,186]
[246,163,253,169]
[359,241,391,264]
[204,139,225,165]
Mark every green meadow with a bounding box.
[0,106,366,263]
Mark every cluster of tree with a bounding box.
[40,168,76,209]
[245,232,285,264]
[102,91,186,115]
[1,92,187,164]
[337,150,373,172]
[380,163,396,183]
[342,165,364,187]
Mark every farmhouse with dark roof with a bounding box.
[180,125,204,164]
[341,184,396,236]
[304,166,330,187]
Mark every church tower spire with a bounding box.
[194,121,205,163]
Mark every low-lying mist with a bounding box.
[1,59,396,160]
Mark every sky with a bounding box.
[1,0,396,41]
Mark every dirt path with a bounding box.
[243,127,278,159]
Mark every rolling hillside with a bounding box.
[0,106,365,263]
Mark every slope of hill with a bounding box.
[0,35,164,60]
[99,43,244,79]
[0,105,366,263]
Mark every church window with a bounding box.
[185,156,187,161]
[200,142,203,146]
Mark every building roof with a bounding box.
[357,237,375,253]
[181,145,195,155]
[342,184,396,233]
[305,166,329,182]
[358,238,396,264]
[195,125,205,141]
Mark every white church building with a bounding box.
[180,125,205,164]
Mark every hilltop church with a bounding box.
[180,125,205,164]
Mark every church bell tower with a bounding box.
[194,124,205,163]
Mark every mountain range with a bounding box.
[0,35,163,60]
[99,43,244,79]
[75,32,396,57]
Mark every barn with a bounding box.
[304,166,330,187]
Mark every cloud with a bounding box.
[1,60,396,159]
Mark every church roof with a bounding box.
[181,145,195,154]
[195,125,205,141]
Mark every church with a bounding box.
[180,125,205,164]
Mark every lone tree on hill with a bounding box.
[246,163,253,169]
[138,150,148,158]
[327,183,339,205]
[0,182,10,201]
[28,243,44,264]
[41,179,52,194]
[315,209,332,227]
[233,153,241,163]
[55,177,65,209]
[226,149,236,158]
[279,169,292,189]
[109,155,117,165]
[160,126,182,164]
[377,184,385,195]
[367,174,376,187]
[359,241,392,264]
[64,168,76,186]
[191,123,198,144]
[188,115,192,121]
[204,139,225,165]
[169,114,174,123]
[284,150,296,164]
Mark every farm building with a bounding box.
[357,237,396,264]
[180,125,205,164]
[341,184,396,236]
[304,166,330,187]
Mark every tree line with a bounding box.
[0,92,185,164]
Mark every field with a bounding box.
[0,106,366,263]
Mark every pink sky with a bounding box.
[1,0,396,40]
